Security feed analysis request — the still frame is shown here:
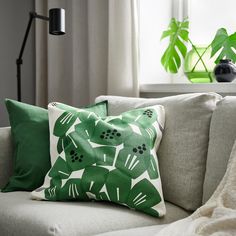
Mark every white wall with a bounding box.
[0,0,35,126]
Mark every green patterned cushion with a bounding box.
[31,102,166,217]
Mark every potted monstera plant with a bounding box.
[161,18,236,83]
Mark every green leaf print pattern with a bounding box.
[33,104,165,217]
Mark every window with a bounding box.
[140,0,173,84]
[189,0,236,44]
[140,0,236,85]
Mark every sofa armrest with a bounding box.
[0,127,13,189]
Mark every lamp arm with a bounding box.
[16,12,49,101]
[17,12,49,61]
[33,12,49,21]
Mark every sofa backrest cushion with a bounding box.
[96,93,221,211]
[0,127,13,189]
[203,96,236,203]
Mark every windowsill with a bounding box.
[140,83,236,94]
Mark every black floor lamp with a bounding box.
[16,8,65,102]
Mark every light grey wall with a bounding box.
[0,0,35,127]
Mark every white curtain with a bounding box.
[107,0,140,97]
[35,0,139,107]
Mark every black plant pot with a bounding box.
[214,59,236,82]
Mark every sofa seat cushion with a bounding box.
[95,225,168,236]
[96,93,221,211]
[0,192,190,236]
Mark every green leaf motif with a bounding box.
[74,119,96,139]
[147,155,159,179]
[127,179,161,211]
[81,166,109,199]
[49,156,72,179]
[64,132,96,171]
[105,169,131,204]
[161,18,189,73]
[90,118,132,146]
[60,179,89,201]
[53,111,78,137]
[115,134,151,179]
[94,146,116,166]
[122,108,157,128]
[211,28,236,63]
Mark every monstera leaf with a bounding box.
[211,28,236,64]
[161,18,189,73]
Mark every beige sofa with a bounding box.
[0,93,235,236]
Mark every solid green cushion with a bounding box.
[2,100,107,192]
[32,102,166,217]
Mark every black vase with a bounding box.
[214,59,236,82]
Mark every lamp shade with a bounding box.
[49,8,65,35]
